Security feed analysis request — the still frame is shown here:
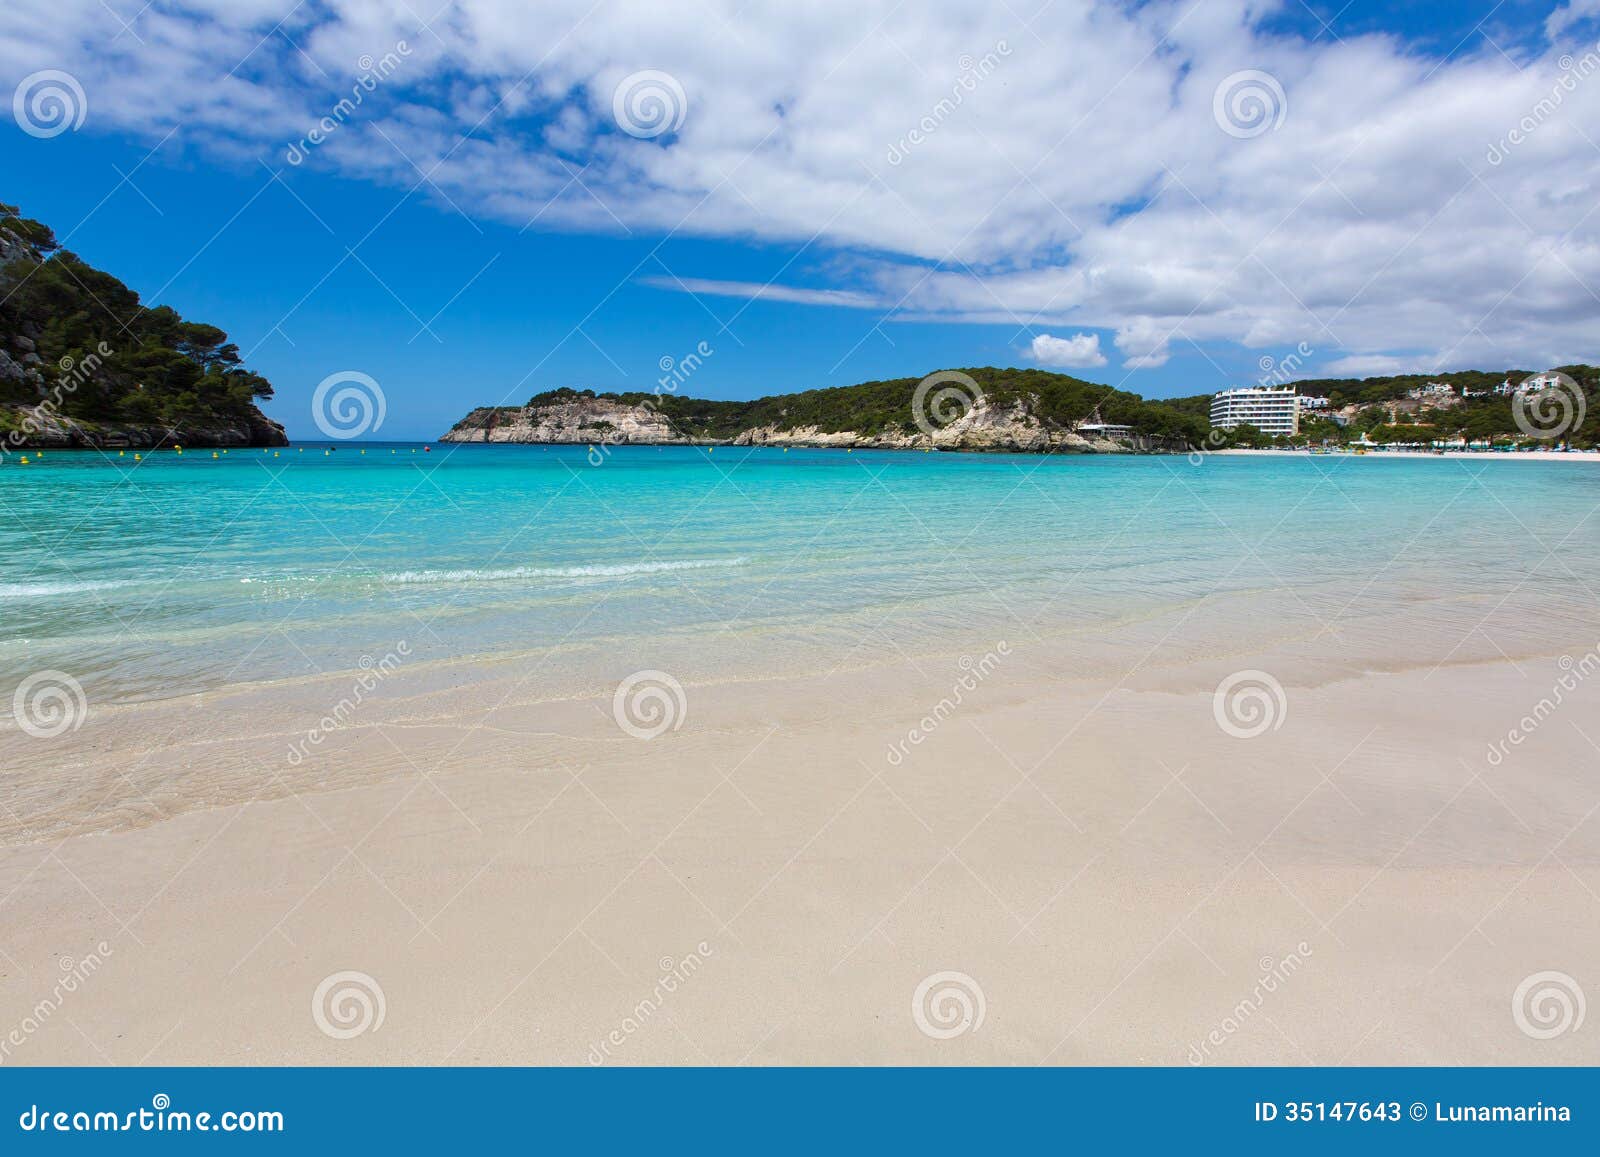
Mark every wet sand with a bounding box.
[2,628,1598,1065]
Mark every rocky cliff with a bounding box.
[725,395,1147,452]
[0,200,288,452]
[445,395,681,445]
[442,389,1180,453]
[1,401,286,450]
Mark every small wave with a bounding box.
[381,557,749,585]
[0,578,140,600]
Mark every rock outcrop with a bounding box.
[442,392,1177,453]
[1,199,288,452]
[1,402,287,450]
[443,395,681,444]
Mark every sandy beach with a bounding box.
[8,0,1600,1117]
[3,615,1598,1066]
[6,443,1600,1067]
[1214,448,1600,462]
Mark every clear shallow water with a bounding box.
[2,444,1598,706]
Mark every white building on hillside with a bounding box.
[1077,422,1134,440]
[1498,373,1566,395]
[1210,387,1300,436]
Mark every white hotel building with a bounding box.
[1209,387,1302,437]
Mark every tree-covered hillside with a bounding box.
[1149,368,1600,448]
[1288,370,1517,406]
[519,367,1210,444]
[0,201,282,444]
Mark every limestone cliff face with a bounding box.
[443,393,1168,453]
[730,396,1133,451]
[441,396,680,444]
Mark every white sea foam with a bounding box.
[0,579,139,600]
[381,557,748,585]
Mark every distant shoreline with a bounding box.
[436,442,1600,462]
[11,441,1600,463]
[1210,448,1600,462]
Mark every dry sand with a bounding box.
[1215,448,1600,461]
[2,621,1599,1067]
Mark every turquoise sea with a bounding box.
[3,445,1599,707]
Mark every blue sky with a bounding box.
[4,0,1597,439]
[12,128,1112,440]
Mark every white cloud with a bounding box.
[1322,354,1435,377]
[1547,0,1600,38]
[1113,319,1172,370]
[638,277,879,308]
[1029,331,1106,368]
[4,0,1598,375]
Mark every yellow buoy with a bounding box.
[119,450,125,457]
[299,447,304,453]
[134,453,142,461]
[18,456,28,465]
[212,452,219,459]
